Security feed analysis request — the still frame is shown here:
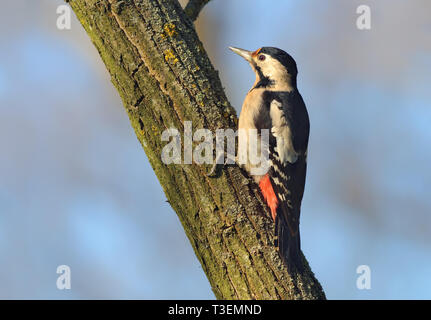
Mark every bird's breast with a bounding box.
[238,88,270,131]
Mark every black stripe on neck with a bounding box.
[253,64,274,89]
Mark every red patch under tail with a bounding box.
[259,174,279,221]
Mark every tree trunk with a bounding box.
[68,0,326,300]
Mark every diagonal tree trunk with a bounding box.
[67,0,325,300]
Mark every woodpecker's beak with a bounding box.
[229,47,253,62]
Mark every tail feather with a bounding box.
[275,212,302,273]
[259,173,303,272]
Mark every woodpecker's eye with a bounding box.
[258,55,266,61]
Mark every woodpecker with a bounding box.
[230,46,309,271]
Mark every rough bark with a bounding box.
[68,0,326,300]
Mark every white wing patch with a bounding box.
[270,100,298,164]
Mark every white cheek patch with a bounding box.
[261,58,288,82]
[270,100,298,164]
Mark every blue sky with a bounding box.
[0,0,430,299]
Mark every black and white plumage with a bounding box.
[230,46,310,271]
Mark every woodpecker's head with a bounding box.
[229,46,298,91]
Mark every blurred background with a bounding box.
[0,0,430,299]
